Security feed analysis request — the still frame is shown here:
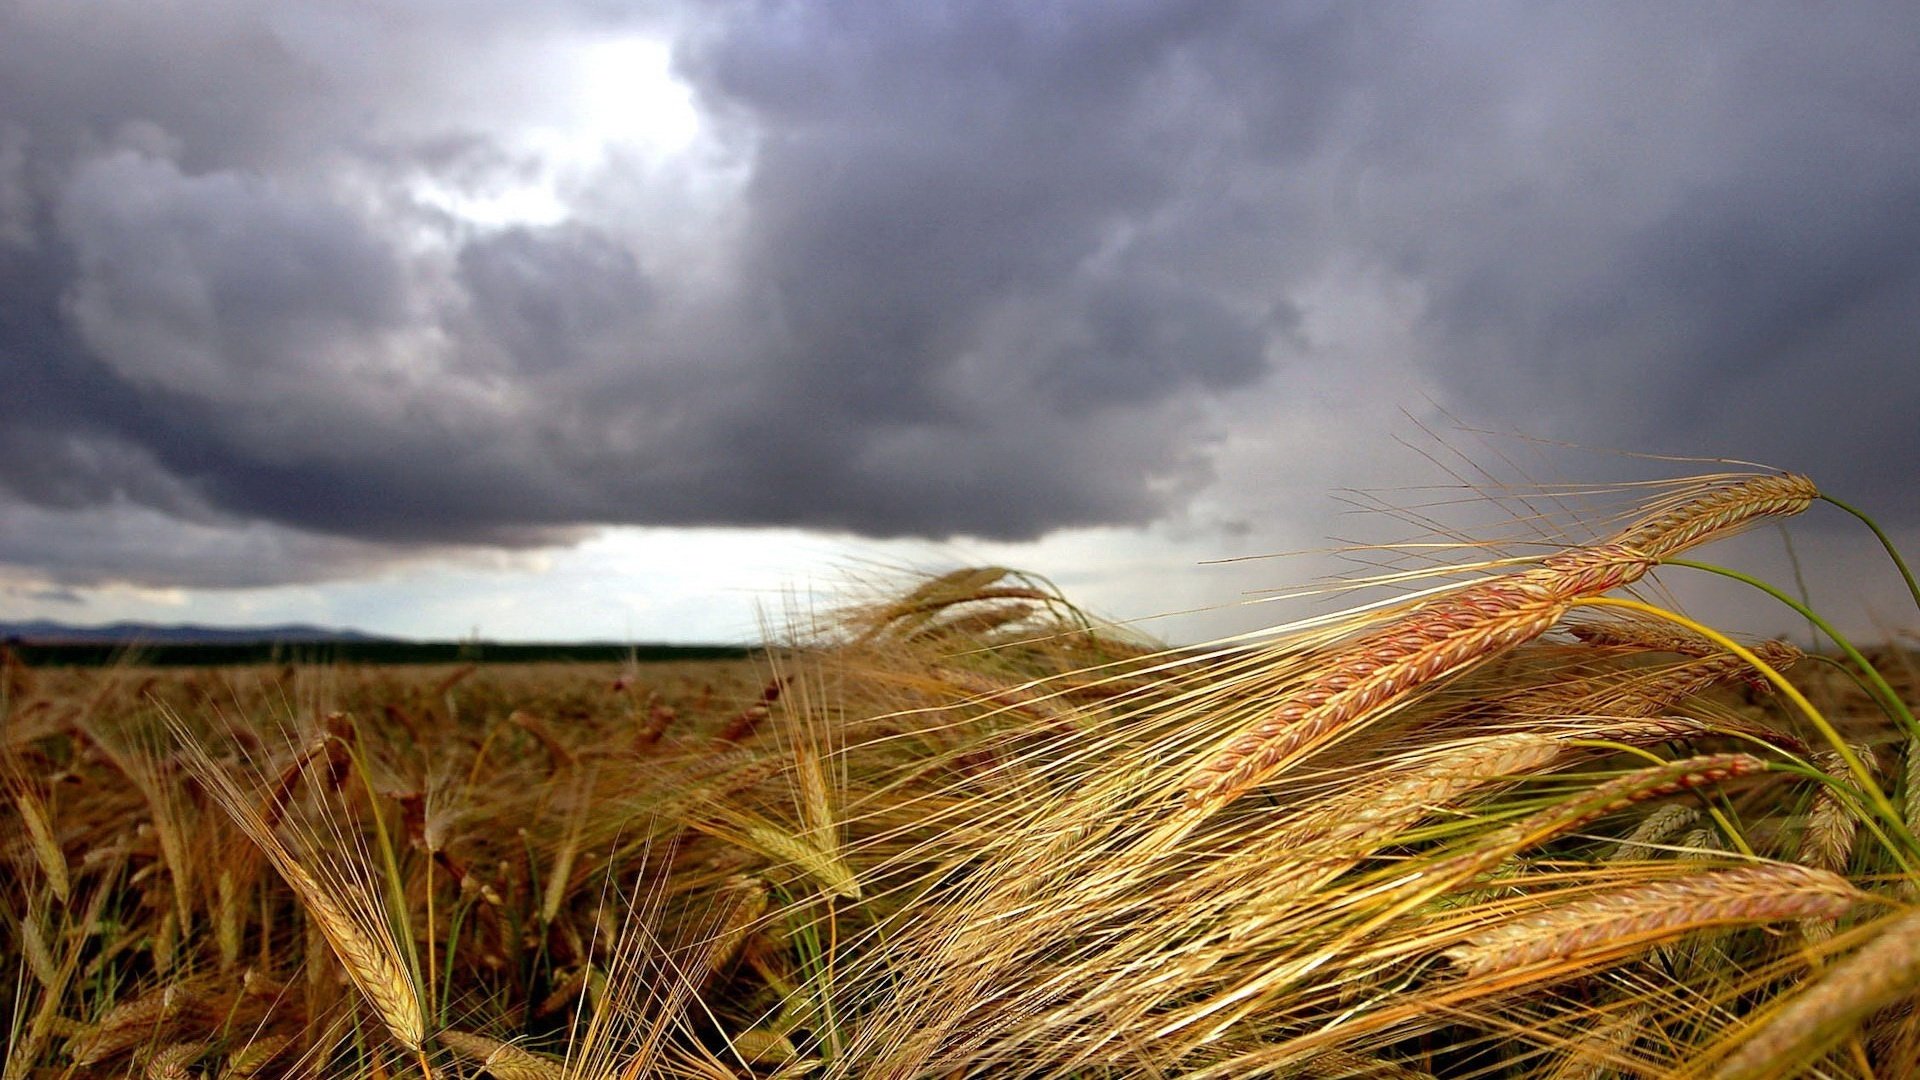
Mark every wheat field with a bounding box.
[6,471,1920,1078]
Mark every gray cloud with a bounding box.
[0,1,1916,591]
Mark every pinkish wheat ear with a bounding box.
[1441,864,1860,979]
[1179,544,1655,813]
[1711,906,1920,1078]
[1612,473,1818,560]
[1176,473,1819,818]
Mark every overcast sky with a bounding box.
[2,2,1917,644]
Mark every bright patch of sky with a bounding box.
[409,34,700,228]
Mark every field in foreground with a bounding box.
[7,471,1920,1078]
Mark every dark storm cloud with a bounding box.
[0,1,1916,589]
[1321,4,1920,501]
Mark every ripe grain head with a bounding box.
[1442,864,1861,979]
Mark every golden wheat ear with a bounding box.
[1440,864,1862,980]
[168,715,429,1060]
[440,1030,571,1080]
[1708,906,1920,1078]
[1175,473,1819,823]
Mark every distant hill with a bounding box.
[0,621,754,667]
[0,619,395,645]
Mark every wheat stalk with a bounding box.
[1442,864,1861,978]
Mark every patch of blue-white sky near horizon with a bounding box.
[9,469,1914,649]
[1,2,1918,643]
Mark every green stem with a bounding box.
[344,735,430,1026]
[1573,596,1919,864]
[1822,492,1920,615]
[1776,522,1819,648]
[1663,558,1918,740]
[438,897,470,1031]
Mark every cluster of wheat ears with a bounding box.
[7,469,1920,1078]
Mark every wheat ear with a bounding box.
[738,820,862,900]
[69,984,199,1067]
[282,859,426,1051]
[1423,753,1768,895]
[1181,475,1815,814]
[1571,617,1806,672]
[1799,748,1872,875]
[1300,717,1709,854]
[1443,864,1860,978]
[1608,804,1700,860]
[1304,732,1567,850]
[1545,1004,1652,1080]
[1612,473,1818,559]
[1182,544,1654,810]
[1570,618,1741,656]
[1711,906,1920,1079]
[141,1042,205,1080]
[700,875,770,976]
[17,917,56,990]
[174,729,427,1054]
[729,1028,802,1064]
[215,867,244,972]
[1905,735,1920,900]
[224,1034,294,1078]
[1289,1047,1438,1079]
[440,1030,571,1080]
[13,788,68,904]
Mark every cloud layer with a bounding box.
[2,2,1917,591]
